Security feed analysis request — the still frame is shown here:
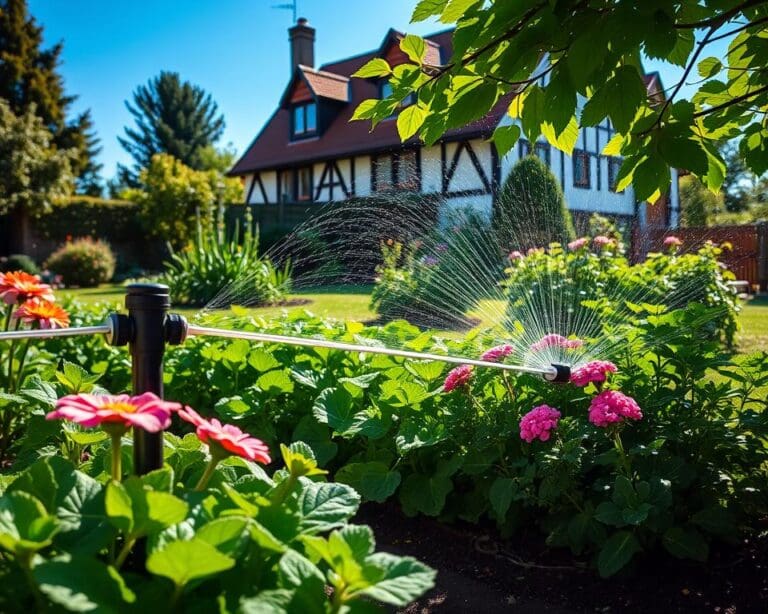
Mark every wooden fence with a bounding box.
[632,222,768,291]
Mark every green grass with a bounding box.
[62,283,768,355]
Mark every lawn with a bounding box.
[62,283,768,354]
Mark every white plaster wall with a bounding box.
[262,171,278,204]
[443,140,493,193]
[421,146,442,194]
[354,156,371,196]
[243,174,255,204]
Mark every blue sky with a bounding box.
[30,1,724,183]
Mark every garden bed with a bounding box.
[360,504,768,613]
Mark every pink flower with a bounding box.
[588,390,642,428]
[519,405,561,443]
[530,334,584,352]
[0,271,55,305]
[178,406,271,464]
[443,364,473,392]
[593,235,615,249]
[527,247,544,256]
[664,236,682,249]
[567,237,590,251]
[570,360,618,387]
[508,250,524,261]
[47,393,179,433]
[480,344,514,362]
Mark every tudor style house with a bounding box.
[229,19,680,230]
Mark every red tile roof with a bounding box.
[230,30,663,176]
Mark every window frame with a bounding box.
[607,156,622,192]
[279,166,313,203]
[573,149,591,189]
[291,102,318,139]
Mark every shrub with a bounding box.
[0,253,38,275]
[162,207,291,307]
[495,155,575,251]
[45,238,116,287]
[35,197,141,243]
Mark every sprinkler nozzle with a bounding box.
[544,363,571,383]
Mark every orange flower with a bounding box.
[0,271,55,305]
[14,299,70,329]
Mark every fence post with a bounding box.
[758,221,768,293]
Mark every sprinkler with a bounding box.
[0,283,571,472]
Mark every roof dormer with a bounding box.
[281,65,350,140]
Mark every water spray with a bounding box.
[0,283,571,472]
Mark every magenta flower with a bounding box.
[664,236,682,250]
[47,393,179,433]
[530,334,584,352]
[519,405,561,443]
[567,237,590,251]
[593,235,615,249]
[588,390,642,428]
[570,360,618,387]
[178,407,271,464]
[480,344,514,363]
[508,250,524,261]
[443,364,473,392]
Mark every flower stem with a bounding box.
[194,456,220,491]
[110,432,123,482]
[612,430,632,478]
[115,536,136,569]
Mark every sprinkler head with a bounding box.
[544,363,571,383]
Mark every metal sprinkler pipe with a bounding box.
[0,324,111,341]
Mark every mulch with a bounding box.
[358,503,768,613]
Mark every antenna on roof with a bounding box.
[272,1,297,23]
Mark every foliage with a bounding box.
[504,239,740,348]
[35,197,142,244]
[679,175,719,227]
[0,99,74,217]
[0,254,38,275]
[354,0,768,203]
[161,207,292,307]
[45,238,116,287]
[495,155,574,250]
[118,71,226,186]
[123,153,241,247]
[0,0,101,187]
[370,209,499,325]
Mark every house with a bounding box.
[229,19,680,231]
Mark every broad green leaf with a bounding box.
[196,517,250,556]
[355,552,436,606]
[658,133,708,175]
[489,477,515,521]
[411,0,448,22]
[147,538,235,588]
[278,550,326,589]
[541,117,579,155]
[34,555,135,612]
[297,481,360,534]
[280,442,327,478]
[56,362,100,393]
[64,429,109,446]
[335,462,401,503]
[698,57,722,79]
[662,526,709,562]
[291,417,338,466]
[399,472,452,517]
[606,67,647,133]
[597,531,641,577]
[440,0,481,23]
[104,481,134,534]
[397,105,428,141]
[257,369,294,395]
[105,478,188,538]
[632,155,670,201]
[351,99,380,121]
[339,524,375,560]
[248,350,280,372]
[352,58,392,79]
[602,133,625,156]
[313,388,355,434]
[400,34,426,64]
[492,125,521,158]
[0,491,60,556]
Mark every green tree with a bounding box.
[0,0,100,189]
[354,1,768,202]
[495,155,574,250]
[0,99,74,251]
[123,153,240,247]
[118,72,226,185]
[679,174,721,227]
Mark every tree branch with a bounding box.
[692,83,768,118]
[674,0,768,29]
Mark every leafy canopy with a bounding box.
[353,0,768,202]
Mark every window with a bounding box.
[373,151,420,192]
[519,140,550,166]
[608,157,622,192]
[573,150,590,188]
[291,102,317,138]
[280,167,313,202]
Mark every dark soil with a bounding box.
[358,503,768,614]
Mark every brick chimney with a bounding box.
[289,17,315,71]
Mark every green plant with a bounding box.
[495,155,575,250]
[162,207,292,307]
[0,254,38,275]
[45,238,116,287]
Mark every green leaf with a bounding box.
[607,67,647,133]
[400,34,426,64]
[698,57,722,79]
[492,125,521,158]
[658,133,708,175]
[257,370,294,395]
[411,0,448,22]
[399,472,452,517]
[351,99,380,121]
[278,550,326,589]
[335,462,401,503]
[248,350,280,372]
[34,555,135,612]
[297,481,360,534]
[662,527,709,562]
[489,477,515,521]
[105,478,188,538]
[597,531,641,577]
[313,388,355,434]
[64,429,109,446]
[280,443,327,479]
[602,133,625,156]
[196,517,250,556]
[0,491,60,556]
[595,501,626,527]
[397,105,428,141]
[541,116,579,155]
[147,538,235,588]
[352,58,392,79]
[339,524,375,560]
[355,552,436,606]
[440,0,481,23]
[291,417,338,466]
[633,154,670,201]
[56,362,101,393]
